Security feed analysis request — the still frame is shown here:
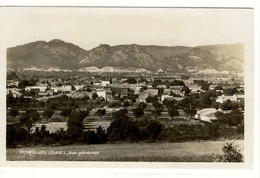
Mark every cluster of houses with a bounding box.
[7,75,244,123]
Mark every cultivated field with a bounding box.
[6,140,243,162]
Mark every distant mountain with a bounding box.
[7,71,20,80]
[137,45,192,60]
[197,43,244,59]
[156,47,243,73]
[7,39,87,70]
[7,39,244,73]
[80,44,156,69]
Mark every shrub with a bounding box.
[146,121,162,141]
[6,123,28,148]
[107,117,140,142]
[51,128,70,145]
[213,141,243,162]
[82,131,100,144]
[96,126,108,144]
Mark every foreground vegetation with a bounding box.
[7,108,244,148]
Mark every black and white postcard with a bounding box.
[0,5,258,177]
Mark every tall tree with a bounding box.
[107,114,140,142]
[67,111,87,140]
[18,80,30,89]
[19,113,34,133]
[146,121,162,141]
[138,102,147,110]
[151,101,164,121]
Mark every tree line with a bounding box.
[7,105,244,148]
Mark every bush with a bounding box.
[46,95,78,109]
[6,123,28,148]
[146,121,162,141]
[96,126,108,144]
[51,128,70,145]
[213,141,243,162]
[107,117,140,142]
[82,131,100,144]
[215,109,244,127]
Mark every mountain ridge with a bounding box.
[7,39,244,73]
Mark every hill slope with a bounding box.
[198,43,244,59]
[7,39,244,73]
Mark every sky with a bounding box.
[0,7,253,50]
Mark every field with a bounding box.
[6,140,243,162]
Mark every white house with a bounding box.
[52,86,72,95]
[74,85,84,91]
[101,80,110,86]
[156,85,167,89]
[25,86,47,93]
[96,88,107,100]
[161,95,173,102]
[146,89,159,96]
[216,95,237,104]
[138,92,149,103]
[195,108,218,122]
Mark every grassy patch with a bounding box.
[6,140,243,162]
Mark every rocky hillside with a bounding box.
[198,43,244,59]
[79,44,156,69]
[7,39,243,73]
[7,39,87,70]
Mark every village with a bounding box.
[6,70,245,134]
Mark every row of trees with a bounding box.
[8,97,241,127]
[8,93,242,126]
[6,108,163,148]
[7,107,244,148]
[152,79,185,88]
[8,107,72,123]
